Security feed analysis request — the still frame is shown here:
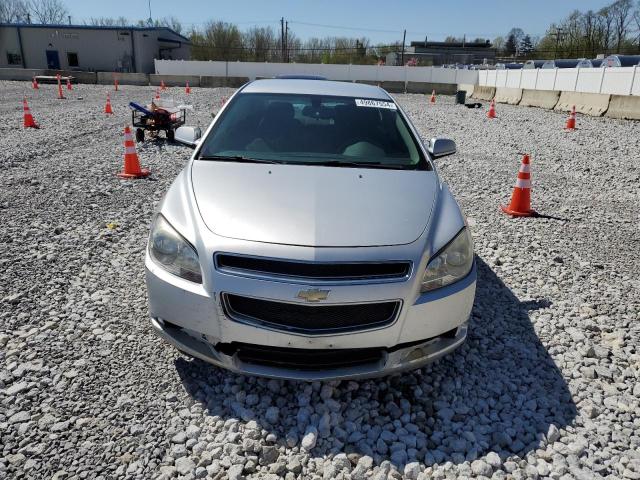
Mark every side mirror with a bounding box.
[427,137,457,158]
[174,126,202,149]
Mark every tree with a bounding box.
[520,34,534,54]
[505,33,517,55]
[160,16,183,34]
[609,0,633,51]
[197,21,243,61]
[243,26,277,62]
[503,27,526,55]
[598,6,615,51]
[28,0,68,24]
[492,36,505,52]
[0,0,29,23]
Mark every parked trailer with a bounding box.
[601,55,640,67]
[541,59,582,69]
[523,60,545,69]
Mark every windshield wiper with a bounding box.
[311,160,413,169]
[198,155,281,164]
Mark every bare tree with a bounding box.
[598,6,615,50]
[634,4,640,49]
[609,0,634,51]
[0,0,30,23]
[88,17,116,26]
[196,21,243,61]
[243,26,277,62]
[28,0,68,24]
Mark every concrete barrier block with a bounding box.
[43,70,96,84]
[494,87,523,105]
[519,89,560,109]
[554,91,610,116]
[604,95,640,120]
[0,67,45,81]
[354,80,381,87]
[457,83,475,97]
[150,74,200,87]
[380,81,406,93]
[97,72,149,86]
[406,82,457,95]
[200,76,249,88]
[471,86,495,101]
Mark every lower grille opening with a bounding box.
[222,294,401,334]
[216,342,383,370]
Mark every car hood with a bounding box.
[191,161,438,247]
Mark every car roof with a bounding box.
[241,78,392,100]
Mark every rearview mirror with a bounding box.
[427,137,456,158]
[174,126,202,149]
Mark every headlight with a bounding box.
[149,215,202,283]
[421,227,473,292]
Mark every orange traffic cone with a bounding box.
[32,77,39,90]
[105,93,113,114]
[160,80,166,90]
[56,75,65,99]
[430,90,436,104]
[185,82,191,94]
[114,78,119,92]
[66,78,72,90]
[565,105,576,130]
[23,96,38,129]
[501,154,535,217]
[487,99,496,118]
[117,126,150,179]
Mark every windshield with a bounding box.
[198,92,428,170]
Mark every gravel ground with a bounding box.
[1,80,639,480]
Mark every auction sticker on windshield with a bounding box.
[355,99,397,110]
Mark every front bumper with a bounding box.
[150,316,468,381]
[145,253,476,380]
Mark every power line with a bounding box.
[288,20,403,35]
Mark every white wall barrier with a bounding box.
[155,59,479,86]
[478,65,640,96]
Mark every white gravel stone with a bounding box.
[301,426,318,451]
[404,461,421,479]
[228,464,244,480]
[186,425,201,439]
[175,456,196,475]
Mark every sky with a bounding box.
[63,0,614,44]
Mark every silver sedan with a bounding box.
[145,78,476,380]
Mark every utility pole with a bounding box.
[280,17,285,63]
[400,29,406,66]
[552,28,564,60]
[285,21,289,63]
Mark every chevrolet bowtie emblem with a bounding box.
[296,288,330,302]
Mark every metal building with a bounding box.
[387,40,496,66]
[0,23,191,73]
